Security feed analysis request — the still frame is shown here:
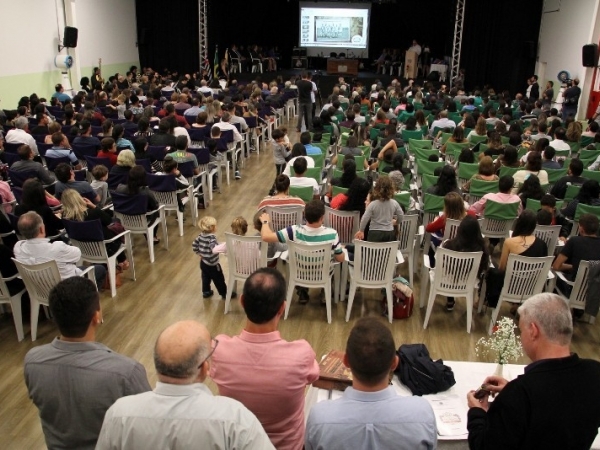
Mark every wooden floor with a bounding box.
[1,117,599,449]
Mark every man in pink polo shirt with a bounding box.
[210,268,320,450]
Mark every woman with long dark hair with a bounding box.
[14,179,63,238]
[427,165,461,196]
[115,165,160,243]
[517,174,545,208]
[441,215,489,310]
[332,177,371,215]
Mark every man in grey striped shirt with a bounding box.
[24,277,151,450]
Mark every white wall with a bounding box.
[0,0,139,108]
[536,0,600,119]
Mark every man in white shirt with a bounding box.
[214,111,243,143]
[289,157,320,199]
[550,127,571,151]
[198,80,213,94]
[429,111,456,137]
[13,211,106,287]
[224,103,248,133]
[408,39,422,56]
[96,320,275,450]
[6,116,38,155]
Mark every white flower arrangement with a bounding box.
[475,317,523,364]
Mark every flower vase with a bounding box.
[493,363,504,378]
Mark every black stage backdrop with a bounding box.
[135,0,542,95]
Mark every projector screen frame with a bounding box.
[299,2,371,58]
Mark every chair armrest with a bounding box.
[422,254,431,270]
[104,229,131,243]
[554,270,573,286]
[1,273,20,283]
[146,204,165,216]
[80,265,95,278]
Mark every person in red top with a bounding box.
[210,268,320,450]
[426,191,476,265]
[97,137,118,166]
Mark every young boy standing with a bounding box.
[192,216,235,299]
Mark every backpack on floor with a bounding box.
[382,276,414,320]
[396,343,456,396]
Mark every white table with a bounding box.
[430,64,448,82]
[305,360,600,449]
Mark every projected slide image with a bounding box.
[300,5,369,49]
[314,17,364,44]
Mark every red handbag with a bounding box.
[382,276,414,320]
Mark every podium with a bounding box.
[326,59,359,76]
[404,50,418,79]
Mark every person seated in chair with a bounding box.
[54,163,100,204]
[46,132,82,170]
[10,144,55,185]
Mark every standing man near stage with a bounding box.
[562,78,581,120]
[296,71,313,133]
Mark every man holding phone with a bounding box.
[466,293,600,450]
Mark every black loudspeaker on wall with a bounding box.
[582,44,599,67]
[63,26,78,48]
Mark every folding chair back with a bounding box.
[289,186,314,203]
[323,207,359,245]
[481,200,519,239]
[265,205,304,231]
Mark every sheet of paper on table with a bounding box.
[426,394,468,436]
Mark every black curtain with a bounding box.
[461,0,543,95]
[135,0,200,75]
[134,0,543,96]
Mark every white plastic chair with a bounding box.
[285,241,338,324]
[12,259,96,341]
[345,240,399,323]
[555,260,595,324]
[0,267,26,341]
[534,224,561,256]
[224,233,268,314]
[397,214,419,287]
[63,219,135,298]
[147,174,192,237]
[421,247,483,333]
[442,218,462,241]
[111,192,168,264]
[483,254,553,334]
[323,207,359,245]
[265,205,304,231]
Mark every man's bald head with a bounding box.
[154,320,211,383]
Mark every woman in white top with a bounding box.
[511,152,548,194]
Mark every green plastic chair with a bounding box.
[377,160,394,173]
[409,138,433,151]
[469,134,487,145]
[526,198,563,212]
[332,185,348,197]
[402,129,425,142]
[402,172,413,191]
[498,166,522,179]
[394,192,411,211]
[553,148,571,159]
[332,169,367,179]
[486,123,495,131]
[336,154,365,170]
[564,184,581,201]
[580,136,595,148]
[440,132,453,145]
[370,127,383,141]
[413,103,424,111]
[481,200,519,239]
[445,141,470,155]
[312,142,329,155]
[468,179,499,202]
[545,168,568,186]
[574,203,600,222]
[340,134,349,147]
[289,167,322,183]
[567,141,580,155]
[421,174,439,192]
[416,159,444,176]
[359,145,371,158]
[310,153,325,168]
[582,169,600,183]
[458,162,480,184]
[289,186,314,203]
[412,146,439,161]
[448,112,462,124]
[339,126,352,135]
[517,146,529,160]
[422,193,445,228]
[500,136,510,145]
[579,150,600,168]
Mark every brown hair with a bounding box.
[478,156,495,176]
[372,176,394,201]
[443,192,466,220]
[231,217,248,236]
